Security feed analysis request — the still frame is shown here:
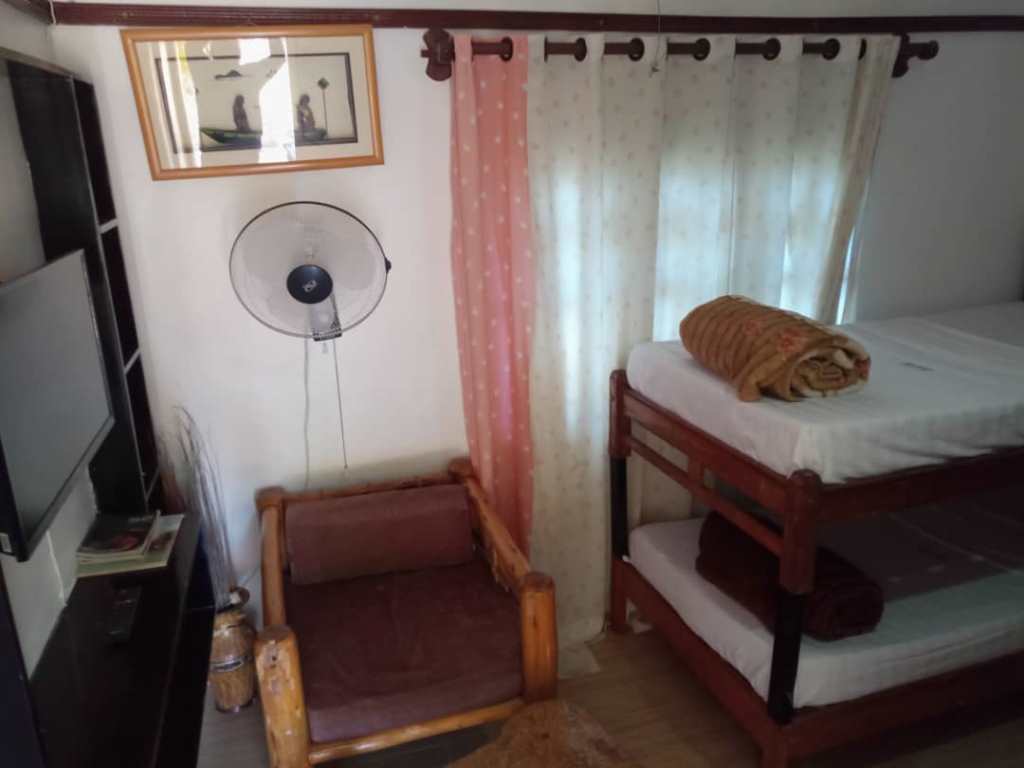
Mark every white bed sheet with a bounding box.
[629,518,1024,708]
[625,301,1024,482]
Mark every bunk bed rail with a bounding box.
[607,368,1024,742]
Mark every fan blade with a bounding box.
[320,231,377,292]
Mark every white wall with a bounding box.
[0,2,99,675]
[0,482,96,673]
[54,25,467,608]
[0,2,53,61]
[850,32,1024,320]
[0,65,46,278]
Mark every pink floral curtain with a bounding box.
[450,34,534,551]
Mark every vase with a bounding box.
[209,586,256,713]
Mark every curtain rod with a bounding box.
[31,4,1024,32]
[421,29,939,82]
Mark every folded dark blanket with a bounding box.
[695,512,884,642]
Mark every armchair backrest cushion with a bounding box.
[286,484,476,585]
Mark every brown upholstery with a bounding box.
[286,484,475,585]
[284,557,522,744]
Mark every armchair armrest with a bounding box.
[448,458,530,592]
[257,487,287,627]
[448,459,558,701]
[519,572,558,701]
[255,625,311,768]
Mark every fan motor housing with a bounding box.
[287,264,334,304]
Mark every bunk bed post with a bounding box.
[766,469,821,724]
[609,370,631,633]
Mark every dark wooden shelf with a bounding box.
[31,513,214,768]
[0,56,210,766]
[74,78,115,224]
[100,227,139,367]
[127,362,158,491]
[124,347,141,373]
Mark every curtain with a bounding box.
[449,34,535,550]
[526,33,666,646]
[815,38,901,321]
[524,34,899,646]
[654,35,899,328]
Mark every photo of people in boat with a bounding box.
[154,50,358,154]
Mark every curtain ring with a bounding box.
[573,37,588,61]
[822,38,840,60]
[500,36,514,62]
[627,37,645,61]
[694,37,711,61]
[763,37,781,60]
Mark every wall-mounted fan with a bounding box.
[230,201,391,342]
[229,201,391,477]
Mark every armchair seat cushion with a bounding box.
[284,557,522,744]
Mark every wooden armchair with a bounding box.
[254,458,557,768]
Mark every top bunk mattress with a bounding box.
[626,301,1024,483]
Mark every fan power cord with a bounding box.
[331,339,350,470]
[303,337,311,490]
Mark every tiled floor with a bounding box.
[197,630,1024,767]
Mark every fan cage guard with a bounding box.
[230,201,389,339]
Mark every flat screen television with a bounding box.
[0,250,113,561]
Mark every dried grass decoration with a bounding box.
[173,408,255,712]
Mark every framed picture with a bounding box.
[121,25,383,180]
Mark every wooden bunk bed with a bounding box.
[607,310,1024,767]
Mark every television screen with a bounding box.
[0,251,113,560]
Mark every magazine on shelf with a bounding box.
[77,514,184,578]
[77,511,161,563]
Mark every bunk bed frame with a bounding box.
[607,369,1024,768]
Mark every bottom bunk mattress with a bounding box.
[628,500,1024,708]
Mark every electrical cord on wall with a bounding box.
[331,338,350,470]
[303,337,311,490]
[301,337,350,492]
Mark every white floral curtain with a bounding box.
[525,34,899,647]
[527,34,666,646]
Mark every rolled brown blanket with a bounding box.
[695,512,884,642]
[680,295,871,401]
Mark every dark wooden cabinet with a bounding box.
[0,576,46,768]
[0,50,214,768]
[31,513,215,768]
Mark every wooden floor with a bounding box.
[562,631,1024,768]
[198,630,1024,767]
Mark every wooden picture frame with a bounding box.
[121,25,384,180]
